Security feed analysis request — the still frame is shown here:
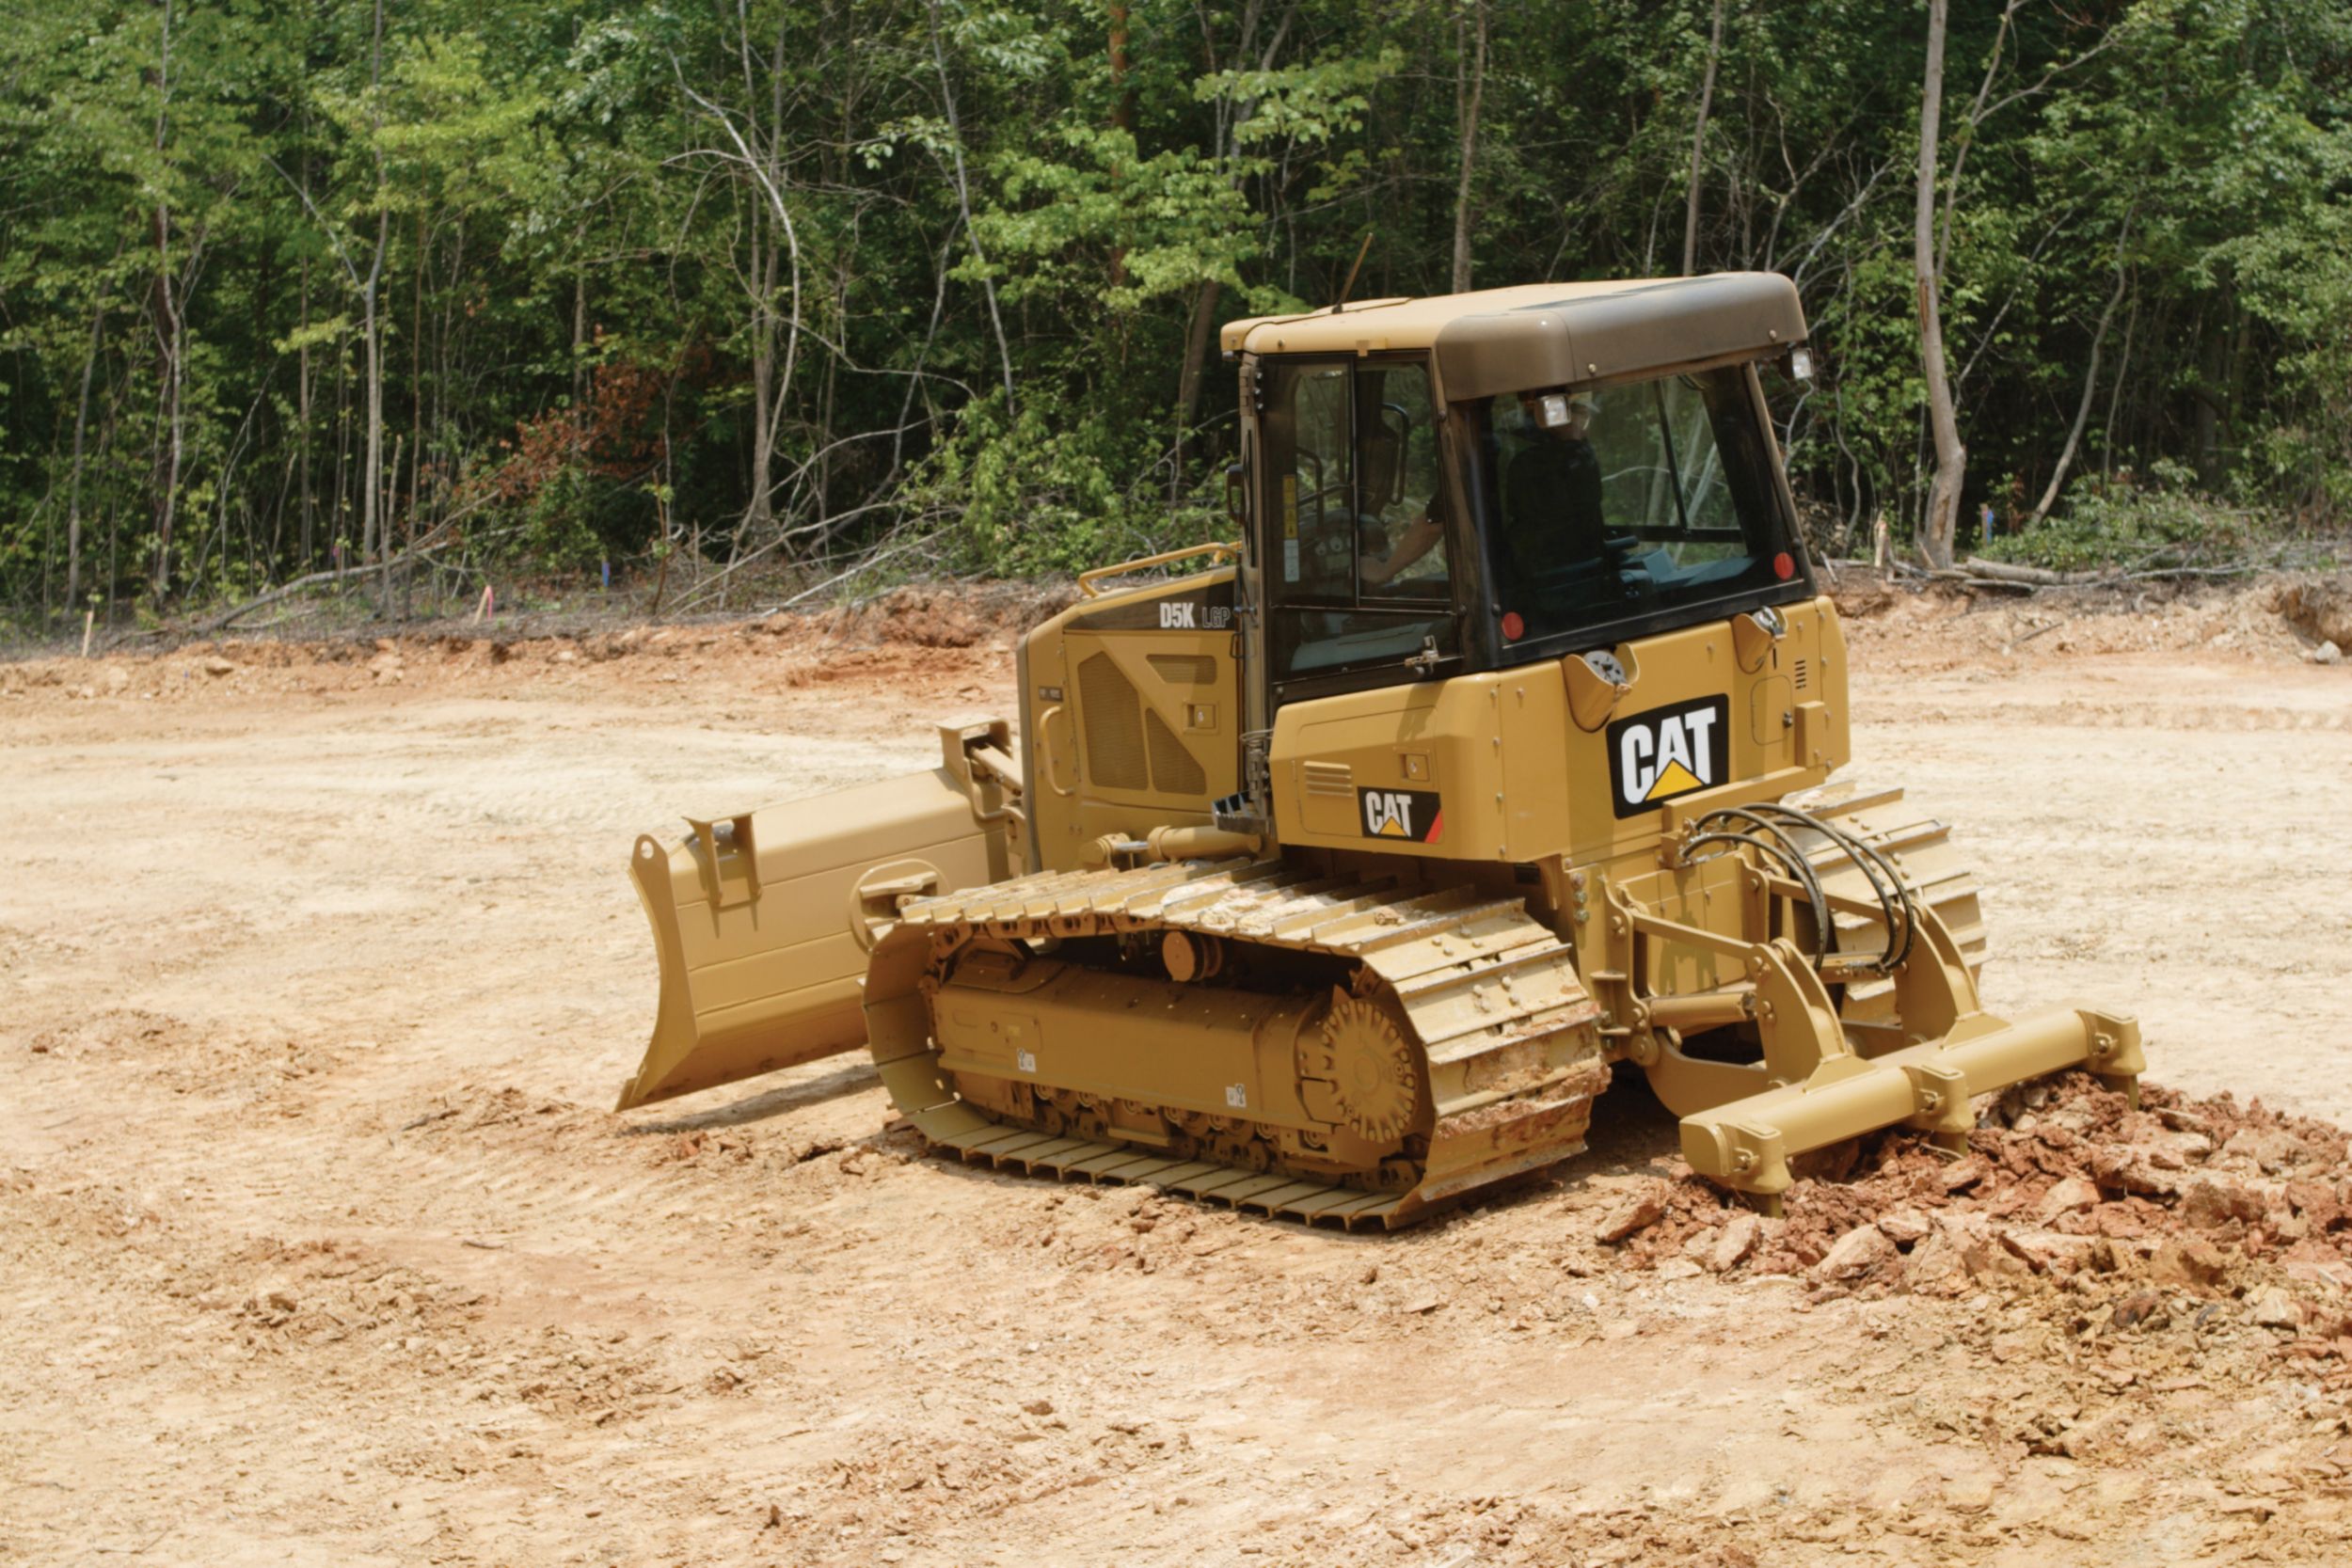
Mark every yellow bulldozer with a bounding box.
[616,273,2142,1227]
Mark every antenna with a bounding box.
[1332,230,1375,313]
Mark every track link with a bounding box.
[862,859,1605,1229]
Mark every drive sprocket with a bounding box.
[1312,992,1419,1142]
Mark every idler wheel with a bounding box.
[1312,993,1419,1141]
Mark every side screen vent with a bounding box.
[1792,657,1811,692]
[1076,653,1150,790]
[1146,653,1218,687]
[1302,761,1354,797]
[1145,710,1206,796]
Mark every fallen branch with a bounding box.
[1959,555,2102,586]
[749,532,932,618]
[183,494,495,637]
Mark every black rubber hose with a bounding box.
[1747,802,1919,972]
[1683,826,1836,962]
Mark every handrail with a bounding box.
[1075,540,1242,598]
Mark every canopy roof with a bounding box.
[1219,272,1806,402]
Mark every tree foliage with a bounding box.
[0,0,2345,620]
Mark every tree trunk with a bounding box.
[1108,2,1132,291]
[571,266,587,406]
[1449,0,1487,294]
[929,0,1016,415]
[407,208,425,619]
[744,213,778,545]
[1913,0,1965,570]
[65,293,106,608]
[364,238,385,613]
[297,250,313,568]
[1683,0,1725,277]
[1172,278,1224,504]
[2028,229,2133,527]
[149,0,180,609]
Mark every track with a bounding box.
[862,858,1607,1227]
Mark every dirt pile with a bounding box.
[2276,572,2352,652]
[1829,567,2339,666]
[1601,1073,2352,1374]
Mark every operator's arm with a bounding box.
[1359,512,1439,587]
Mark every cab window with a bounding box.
[1471,365,1799,647]
[1259,357,1454,683]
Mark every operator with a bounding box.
[1355,422,1446,592]
[1502,389,1607,578]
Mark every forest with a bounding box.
[0,0,2345,629]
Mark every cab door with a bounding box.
[1257,355,1465,713]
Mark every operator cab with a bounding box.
[1226,275,1818,712]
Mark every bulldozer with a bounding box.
[616,273,2143,1228]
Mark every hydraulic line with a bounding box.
[1690,801,1923,974]
[1746,800,1920,972]
[1681,823,1835,960]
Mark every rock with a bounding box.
[2316,641,2344,666]
[101,664,131,692]
[2089,1146,2181,1196]
[1999,1228,2097,1275]
[2220,1129,2312,1175]
[1876,1210,1932,1246]
[1022,1397,1055,1417]
[1942,1475,1996,1513]
[1939,1156,1989,1194]
[2285,1259,2352,1292]
[2277,577,2352,647]
[1900,1229,1973,1296]
[2148,1237,2228,1288]
[1655,1259,1704,1281]
[201,656,235,676]
[2247,1287,2301,1329]
[2182,1179,2265,1230]
[2036,1177,2102,1226]
[1811,1225,1897,1284]
[2109,1290,2169,1331]
[1595,1189,1665,1243]
[1708,1213,1762,1273]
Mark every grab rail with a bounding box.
[1075,540,1242,598]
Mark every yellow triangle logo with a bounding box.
[1645,759,1705,800]
[1376,819,1405,836]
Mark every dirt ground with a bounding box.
[6,578,2352,1566]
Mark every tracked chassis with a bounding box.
[863,861,1606,1229]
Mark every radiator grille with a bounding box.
[1146,653,1217,687]
[1076,653,1149,790]
[1146,710,1207,796]
[1793,657,1811,692]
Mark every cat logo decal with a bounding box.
[1606,696,1728,817]
[1359,787,1443,844]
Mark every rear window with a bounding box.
[1466,366,1797,647]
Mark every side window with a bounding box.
[1261,358,1456,684]
[1277,366,1355,602]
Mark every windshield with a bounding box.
[1465,365,1800,647]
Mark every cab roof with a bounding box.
[1219,272,1805,403]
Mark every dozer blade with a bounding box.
[1677,1006,2144,1200]
[617,721,1016,1110]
